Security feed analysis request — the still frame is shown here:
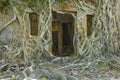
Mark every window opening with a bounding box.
[87,15,93,36]
[29,13,38,36]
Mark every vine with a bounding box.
[0,0,119,66]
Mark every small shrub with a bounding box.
[98,61,106,67]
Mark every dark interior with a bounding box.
[62,22,74,55]
[87,15,93,36]
[29,13,38,36]
[52,12,75,56]
[52,31,58,55]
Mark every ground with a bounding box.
[0,56,120,80]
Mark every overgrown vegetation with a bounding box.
[0,0,9,9]
[0,0,120,79]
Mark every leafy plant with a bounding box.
[109,65,119,71]
[108,60,118,65]
[26,0,34,6]
[0,1,4,7]
[98,61,106,67]
[55,77,61,80]
[52,77,61,80]
[0,0,8,7]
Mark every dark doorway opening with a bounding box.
[62,22,74,56]
[52,11,75,56]
[52,31,58,55]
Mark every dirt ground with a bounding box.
[0,56,120,80]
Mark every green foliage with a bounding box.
[26,0,34,6]
[108,60,118,65]
[97,60,119,71]
[109,65,119,71]
[55,77,61,80]
[0,0,8,7]
[1,0,7,3]
[51,77,61,80]
[107,60,119,71]
[0,1,4,7]
[26,0,48,6]
[98,61,106,67]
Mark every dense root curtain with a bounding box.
[0,0,119,63]
[73,0,120,59]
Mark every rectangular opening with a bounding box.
[52,11,76,56]
[87,15,93,36]
[29,13,38,36]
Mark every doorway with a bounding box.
[52,11,75,56]
[62,22,74,56]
